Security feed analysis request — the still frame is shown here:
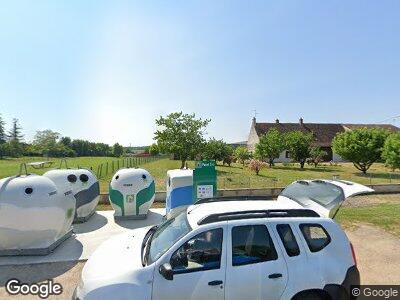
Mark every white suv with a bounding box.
[74,179,372,300]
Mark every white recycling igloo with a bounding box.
[0,173,75,256]
[43,168,100,222]
[109,168,155,219]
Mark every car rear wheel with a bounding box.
[293,290,331,300]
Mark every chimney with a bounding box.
[275,119,279,124]
[299,117,304,125]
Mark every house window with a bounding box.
[285,151,290,158]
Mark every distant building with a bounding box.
[247,117,399,162]
[229,141,247,149]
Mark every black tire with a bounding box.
[293,290,331,300]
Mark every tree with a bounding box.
[248,159,267,175]
[234,146,251,166]
[7,139,24,157]
[0,114,6,158]
[112,143,124,157]
[255,128,285,167]
[7,118,23,142]
[0,142,10,159]
[382,132,400,171]
[203,138,233,165]
[154,112,210,168]
[222,144,234,166]
[33,129,60,153]
[332,128,389,174]
[285,131,314,169]
[31,129,74,157]
[149,143,160,156]
[222,154,234,167]
[60,136,72,148]
[69,139,111,156]
[308,146,327,167]
[6,118,24,157]
[0,114,6,144]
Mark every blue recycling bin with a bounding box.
[166,169,193,218]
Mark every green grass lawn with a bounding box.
[1,157,399,193]
[336,203,400,237]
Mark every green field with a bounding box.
[1,157,399,193]
[336,203,400,237]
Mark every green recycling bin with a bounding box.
[192,160,217,201]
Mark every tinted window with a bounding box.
[300,224,331,252]
[147,211,191,265]
[277,224,300,257]
[281,181,344,209]
[232,225,277,266]
[170,228,223,273]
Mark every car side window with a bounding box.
[276,224,300,257]
[231,225,277,266]
[170,228,223,274]
[300,224,331,252]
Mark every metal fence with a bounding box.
[78,156,164,179]
[217,173,400,190]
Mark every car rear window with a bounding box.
[281,181,344,209]
[276,224,300,257]
[231,225,277,266]
[300,224,331,252]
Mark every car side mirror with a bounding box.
[159,263,173,281]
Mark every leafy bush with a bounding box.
[333,128,389,174]
[248,159,267,175]
[308,146,327,167]
[255,128,285,167]
[234,146,251,166]
[149,143,160,156]
[203,138,234,165]
[382,132,400,171]
[285,131,314,169]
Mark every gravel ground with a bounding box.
[0,261,84,300]
[343,192,399,208]
[345,224,400,285]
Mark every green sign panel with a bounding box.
[193,160,217,201]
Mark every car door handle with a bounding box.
[208,280,223,286]
[268,273,282,279]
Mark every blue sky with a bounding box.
[1,1,399,146]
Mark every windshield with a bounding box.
[147,210,191,265]
[281,181,344,209]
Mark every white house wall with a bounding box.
[247,121,260,152]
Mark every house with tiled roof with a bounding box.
[247,117,399,162]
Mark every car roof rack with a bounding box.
[194,195,274,205]
[332,179,354,186]
[197,209,320,225]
